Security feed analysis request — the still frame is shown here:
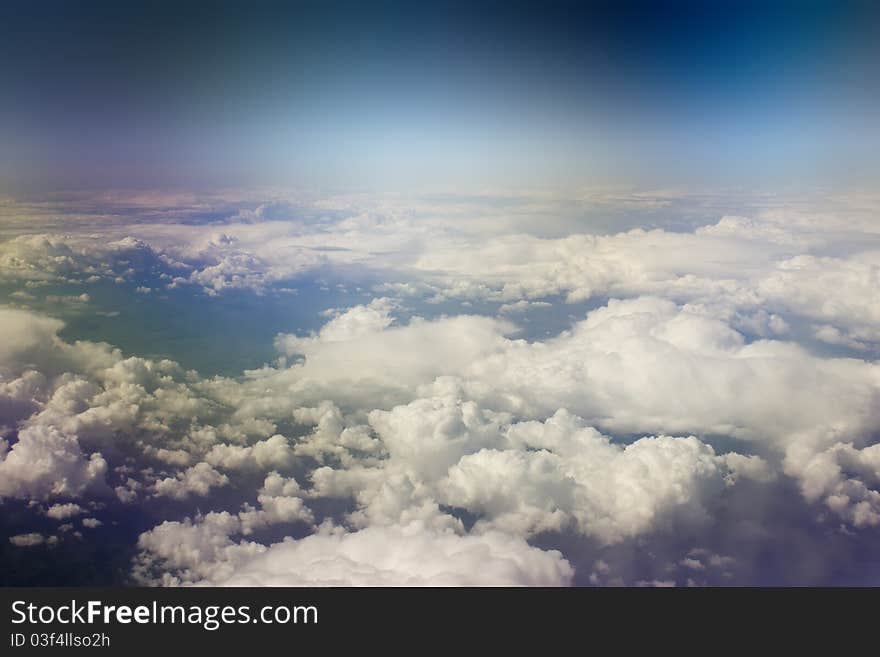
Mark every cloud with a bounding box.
[274,301,513,404]
[137,520,573,586]
[3,189,880,585]
[0,308,65,375]
[758,252,880,348]
[0,425,108,500]
[9,533,54,548]
[368,396,507,481]
[0,234,179,288]
[45,502,85,520]
[205,435,296,473]
[441,413,730,544]
[153,463,229,500]
[3,288,879,570]
[237,472,314,535]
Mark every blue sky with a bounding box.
[1,1,878,191]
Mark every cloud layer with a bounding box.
[2,189,880,585]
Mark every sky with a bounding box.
[2,2,880,587]
[1,1,878,191]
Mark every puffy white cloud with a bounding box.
[0,425,108,500]
[368,396,506,480]
[784,441,880,527]
[45,502,85,520]
[4,189,880,585]
[0,369,47,427]
[0,308,65,376]
[273,295,877,449]
[153,463,229,500]
[442,414,729,544]
[237,472,314,535]
[289,402,380,464]
[135,512,252,584]
[455,297,880,442]
[306,402,737,545]
[0,234,179,288]
[137,520,573,586]
[205,435,296,473]
[273,301,512,405]
[758,252,880,348]
[277,296,880,530]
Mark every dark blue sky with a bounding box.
[1,1,878,191]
